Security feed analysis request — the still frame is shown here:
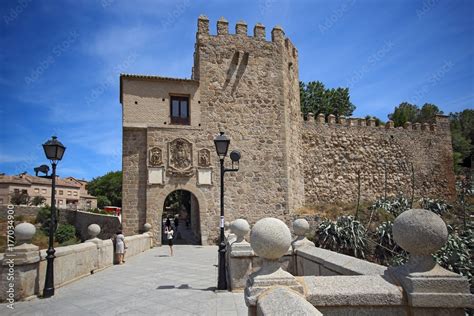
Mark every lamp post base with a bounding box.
[217,240,227,290]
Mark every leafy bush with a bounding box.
[370,195,410,217]
[36,206,51,225]
[373,221,406,265]
[316,216,368,259]
[55,224,76,244]
[433,226,473,281]
[96,195,111,209]
[420,198,452,215]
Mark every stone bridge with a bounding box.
[2,244,247,315]
[1,209,473,315]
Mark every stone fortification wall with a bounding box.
[302,114,456,205]
[121,17,457,245]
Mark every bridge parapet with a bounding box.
[0,223,153,302]
[237,214,473,315]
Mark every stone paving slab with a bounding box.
[1,245,248,316]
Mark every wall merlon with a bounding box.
[422,123,429,131]
[359,118,367,127]
[339,116,347,125]
[197,15,209,35]
[271,25,285,43]
[317,113,325,124]
[254,23,265,39]
[349,117,359,126]
[328,114,336,125]
[235,20,247,35]
[217,17,229,35]
[368,118,376,127]
[284,38,298,59]
[413,122,421,130]
[385,120,394,129]
[403,122,412,130]
[307,112,315,121]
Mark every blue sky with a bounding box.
[0,0,473,180]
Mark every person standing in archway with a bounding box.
[165,224,174,256]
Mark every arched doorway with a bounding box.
[162,190,201,245]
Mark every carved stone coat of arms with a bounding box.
[168,138,193,176]
[148,147,163,167]
[198,149,211,167]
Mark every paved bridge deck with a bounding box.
[4,245,247,316]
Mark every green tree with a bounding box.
[388,102,443,127]
[418,103,443,123]
[450,109,474,172]
[300,81,355,117]
[388,102,418,127]
[10,190,30,205]
[86,171,122,207]
[96,195,112,209]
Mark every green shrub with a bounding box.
[370,195,410,217]
[316,215,369,259]
[55,224,76,244]
[420,198,452,215]
[433,226,472,281]
[35,206,51,225]
[373,221,407,265]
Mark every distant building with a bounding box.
[0,173,97,209]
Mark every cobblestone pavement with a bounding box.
[2,245,248,316]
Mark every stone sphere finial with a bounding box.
[293,219,310,237]
[393,209,448,255]
[15,222,36,244]
[224,221,230,230]
[250,217,291,260]
[143,223,152,232]
[87,224,101,239]
[231,219,250,243]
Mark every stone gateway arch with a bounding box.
[120,16,455,245]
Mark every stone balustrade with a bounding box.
[226,219,292,291]
[237,213,473,315]
[0,222,153,302]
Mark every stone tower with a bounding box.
[120,16,304,244]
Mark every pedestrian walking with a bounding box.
[164,225,174,256]
[115,230,126,264]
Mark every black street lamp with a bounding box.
[213,131,241,291]
[42,136,66,298]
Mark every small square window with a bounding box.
[42,189,47,194]
[68,191,71,195]
[74,192,78,196]
[34,188,39,193]
[170,96,190,125]
[59,190,63,195]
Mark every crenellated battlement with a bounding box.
[196,15,298,58]
[302,113,449,132]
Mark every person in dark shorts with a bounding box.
[165,224,174,256]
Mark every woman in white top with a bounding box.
[115,231,126,264]
[164,225,174,256]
